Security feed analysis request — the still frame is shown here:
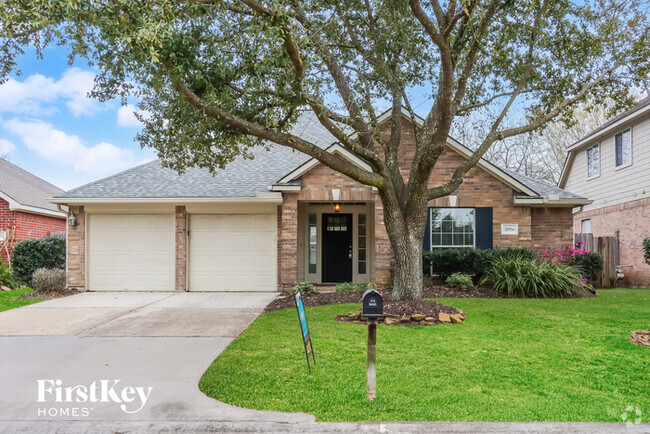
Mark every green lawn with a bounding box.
[200,289,650,422]
[0,288,43,312]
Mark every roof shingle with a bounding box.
[0,159,64,212]
[56,111,585,201]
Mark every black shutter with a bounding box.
[475,207,493,250]
[422,208,432,274]
[423,208,432,252]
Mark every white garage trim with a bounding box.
[86,213,175,291]
[188,213,277,292]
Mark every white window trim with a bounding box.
[614,126,633,171]
[586,143,600,180]
[429,207,476,249]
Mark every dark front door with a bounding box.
[322,214,353,283]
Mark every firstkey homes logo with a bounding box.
[36,379,153,417]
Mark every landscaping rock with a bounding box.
[1,286,11,292]
[411,313,425,322]
[400,316,411,323]
[424,316,435,322]
[384,317,400,325]
[438,312,451,323]
[449,314,463,324]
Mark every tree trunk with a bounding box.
[381,192,429,301]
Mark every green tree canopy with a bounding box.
[3,0,648,299]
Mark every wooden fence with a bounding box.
[573,233,620,288]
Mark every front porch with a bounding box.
[296,202,374,285]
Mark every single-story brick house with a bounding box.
[52,110,589,292]
[0,159,67,265]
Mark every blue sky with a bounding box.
[0,46,156,191]
[0,46,437,192]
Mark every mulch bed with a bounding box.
[16,288,82,300]
[264,285,499,313]
[630,330,650,347]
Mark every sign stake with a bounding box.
[366,318,377,401]
[294,291,315,373]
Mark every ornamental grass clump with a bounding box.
[480,256,589,298]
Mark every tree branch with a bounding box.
[172,75,384,187]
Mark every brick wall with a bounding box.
[531,207,574,253]
[573,197,650,287]
[276,117,574,289]
[67,205,85,290]
[175,206,187,291]
[0,198,66,266]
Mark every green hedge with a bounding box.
[644,237,650,266]
[423,248,491,279]
[11,237,65,285]
[423,247,539,279]
[572,252,603,284]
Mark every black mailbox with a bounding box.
[362,289,383,318]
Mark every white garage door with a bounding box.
[87,214,175,291]
[189,214,277,291]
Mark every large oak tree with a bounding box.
[2,0,648,300]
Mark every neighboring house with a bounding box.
[0,159,67,265]
[53,110,589,292]
[559,97,650,287]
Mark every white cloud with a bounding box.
[0,138,16,156]
[3,118,145,174]
[0,68,102,117]
[117,104,150,127]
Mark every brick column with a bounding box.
[67,206,85,290]
[175,206,187,291]
[279,196,298,289]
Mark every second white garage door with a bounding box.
[188,214,277,291]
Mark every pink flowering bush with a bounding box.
[542,241,603,284]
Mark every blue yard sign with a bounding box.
[294,291,316,373]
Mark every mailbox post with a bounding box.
[362,288,383,401]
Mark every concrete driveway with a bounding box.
[0,292,315,426]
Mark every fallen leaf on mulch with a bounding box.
[630,330,650,347]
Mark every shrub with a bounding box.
[11,237,65,285]
[644,237,650,266]
[480,256,589,298]
[423,248,491,279]
[445,273,474,290]
[542,243,603,284]
[32,268,67,293]
[292,281,318,296]
[0,260,17,289]
[491,246,538,262]
[573,252,603,284]
[334,282,368,292]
